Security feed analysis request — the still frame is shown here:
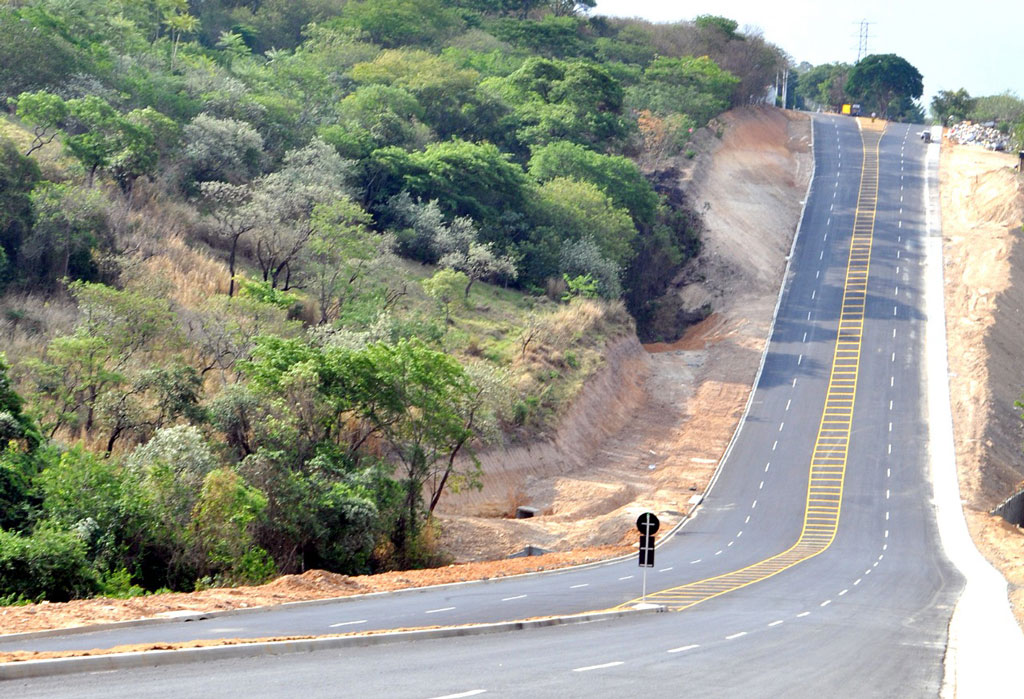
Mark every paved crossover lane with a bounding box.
[4,115,967,696]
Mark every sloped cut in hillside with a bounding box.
[941,143,1024,626]
[439,107,812,561]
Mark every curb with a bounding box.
[0,606,664,681]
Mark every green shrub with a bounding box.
[0,524,99,602]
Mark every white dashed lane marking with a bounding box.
[429,690,487,699]
[572,662,623,673]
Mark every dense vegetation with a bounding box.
[0,0,790,601]
[794,55,925,123]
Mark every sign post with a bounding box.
[636,512,660,603]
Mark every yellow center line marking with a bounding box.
[616,123,885,611]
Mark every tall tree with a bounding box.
[845,54,923,119]
[931,89,975,124]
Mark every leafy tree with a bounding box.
[64,96,129,187]
[304,198,387,324]
[350,49,491,141]
[182,113,265,186]
[10,91,68,156]
[559,238,620,299]
[693,15,742,41]
[627,56,738,125]
[930,89,975,125]
[333,0,464,48]
[0,444,44,533]
[24,182,108,285]
[356,339,482,561]
[250,138,354,289]
[110,107,180,196]
[969,93,1024,125]
[422,268,468,325]
[26,282,177,437]
[122,425,219,587]
[188,468,269,584]
[493,57,628,147]
[549,0,596,16]
[34,446,124,566]
[0,353,42,450]
[163,2,200,68]
[334,85,430,152]
[434,217,518,298]
[403,140,530,228]
[845,54,923,119]
[533,177,636,265]
[0,524,98,602]
[528,141,658,226]
[0,137,41,281]
[487,16,590,59]
[0,9,87,101]
[795,63,852,111]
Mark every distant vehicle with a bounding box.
[841,103,862,116]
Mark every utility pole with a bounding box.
[781,68,789,109]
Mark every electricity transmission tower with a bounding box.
[855,20,873,62]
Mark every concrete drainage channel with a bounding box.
[0,606,664,680]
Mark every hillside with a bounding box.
[0,1,794,603]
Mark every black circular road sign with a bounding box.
[636,512,660,535]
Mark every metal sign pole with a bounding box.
[636,512,660,605]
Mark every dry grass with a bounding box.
[0,292,79,365]
[129,237,228,309]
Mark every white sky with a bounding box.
[594,0,1024,110]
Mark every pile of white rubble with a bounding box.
[946,121,1009,151]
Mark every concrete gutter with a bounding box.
[922,126,1024,696]
[0,605,663,681]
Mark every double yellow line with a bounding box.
[621,124,885,610]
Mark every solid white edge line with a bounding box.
[429,691,487,699]
[328,620,367,628]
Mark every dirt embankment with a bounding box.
[440,106,812,560]
[941,142,1024,626]
[0,107,812,637]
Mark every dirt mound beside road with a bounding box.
[941,141,1024,627]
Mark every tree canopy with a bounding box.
[845,54,923,119]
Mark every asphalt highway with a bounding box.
[3,115,966,696]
